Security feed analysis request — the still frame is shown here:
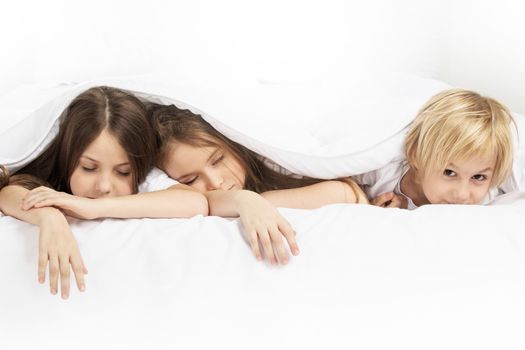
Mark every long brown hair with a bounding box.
[150,103,366,200]
[1,86,156,193]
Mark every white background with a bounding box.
[1,0,524,113]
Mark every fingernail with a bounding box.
[51,288,57,295]
[80,284,86,292]
[62,294,69,300]
[282,258,289,265]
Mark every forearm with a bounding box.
[261,180,361,209]
[205,189,260,217]
[92,185,209,218]
[0,185,64,225]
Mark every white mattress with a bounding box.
[1,201,525,350]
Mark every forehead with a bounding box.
[81,129,129,164]
[447,154,496,172]
[165,142,217,177]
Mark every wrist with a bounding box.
[36,207,67,226]
[233,190,262,212]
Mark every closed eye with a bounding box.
[211,155,224,166]
[182,176,198,185]
[82,166,96,172]
[117,170,131,177]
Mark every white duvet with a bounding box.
[1,78,525,350]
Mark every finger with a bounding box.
[22,187,47,202]
[38,250,48,284]
[247,229,263,261]
[371,192,393,207]
[22,193,51,210]
[49,255,59,295]
[32,197,61,209]
[388,195,403,208]
[279,221,299,256]
[269,226,289,265]
[21,194,40,210]
[59,255,71,299]
[259,229,276,265]
[70,255,86,292]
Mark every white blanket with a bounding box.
[0,75,452,176]
[1,78,525,350]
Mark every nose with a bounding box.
[95,173,113,196]
[206,173,224,191]
[452,183,470,204]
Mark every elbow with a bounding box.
[193,193,209,216]
[197,195,210,216]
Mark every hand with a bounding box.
[22,186,99,219]
[371,192,407,208]
[38,212,88,299]
[237,192,299,265]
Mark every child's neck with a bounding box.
[400,167,430,207]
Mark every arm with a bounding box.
[206,189,298,265]
[0,185,87,299]
[22,184,209,219]
[260,180,368,209]
[94,185,209,218]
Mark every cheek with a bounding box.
[114,176,134,196]
[473,184,491,202]
[422,178,443,195]
[192,182,207,193]
[229,160,246,186]
[69,170,89,196]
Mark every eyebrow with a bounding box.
[81,155,130,167]
[449,163,493,173]
[176,149,220,181]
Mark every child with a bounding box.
[0,86,208,299]
[150,104,368,265]
[355,88,515,209]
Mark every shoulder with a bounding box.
[354,157,407,198]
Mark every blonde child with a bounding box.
[150,104,368,265]
[0,86,208,299]
[356,89,515,209]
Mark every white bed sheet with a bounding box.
[1,202,525,350]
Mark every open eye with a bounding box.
[443,169,456,177]
[472,174,487,181]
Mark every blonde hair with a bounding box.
[405,88,514,186]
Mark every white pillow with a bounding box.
[1,76,522,185]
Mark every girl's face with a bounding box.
[163,141,246,193]
[419,154,496,205]
[69,129,134,198]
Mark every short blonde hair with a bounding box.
[405,89,515,186]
